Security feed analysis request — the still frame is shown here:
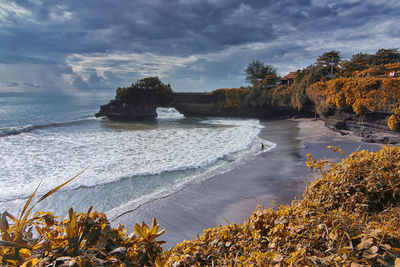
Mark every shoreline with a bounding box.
[111,118,383,248]
[217,118,383,225]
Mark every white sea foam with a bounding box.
[0,125,35,137]
[156,107,184,119]
[0,117,100,138]
[0,109,273,206]
[106,135,276,221]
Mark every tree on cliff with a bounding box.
[340,52,372,76]
[116,77,172,104]
[316,50,341,76]
[133,76,170,90]
[371,48,400,65]
[245,60,278,86]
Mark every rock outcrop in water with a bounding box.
[95,77,312,120]
[96,91,310,119]
[95,77,173,120]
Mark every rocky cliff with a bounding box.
[96,91,312,120]
[95,77,172,120]
[95,77,316,119]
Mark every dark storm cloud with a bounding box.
[6,81,40,88]
[0,0,399,93]
[0,0,338,57]
[22,82,40,88]
[6,82,19,87]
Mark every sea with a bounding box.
[0,93,275,219]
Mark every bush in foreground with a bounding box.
[166,146,400,266]
[1,146,400,266]
[388,114,400,131]
[1,210,166,266]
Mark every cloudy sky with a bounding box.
[0,0,399,95]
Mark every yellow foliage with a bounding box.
[308,76,389,115]
[1,209,167,266]
[213,88,249,109]
[18,249,31,261]
[306,63,400,120]
[306,67,400,129]
[388,114,400,131]
[166,146,400,266]
[272,84,290,96]
[356,62,400,77]
[133,218,166,243]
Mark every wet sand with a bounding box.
[111,118,382,248]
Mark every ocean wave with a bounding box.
[0,125,35,137]
[156,107,184,119]
[0,117,275,207]
[10,139,276,202]
[106,138,276,221]
[0,139,277,217]
[0,117,98,137]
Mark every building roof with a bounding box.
[281,72,296,80]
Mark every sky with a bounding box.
[0,0,399,96]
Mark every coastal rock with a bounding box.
[95,77,317,120]
[171,93,259,118]
[96,90,313,120]
[96,98,158,120]
[96,91,312,119]
[320,108,400,144]
[96,77,172,120]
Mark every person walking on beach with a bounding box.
[261,143,265,151]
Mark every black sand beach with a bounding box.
[111,119,382,248]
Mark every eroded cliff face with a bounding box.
[171,93,258,118]
[96,97,158,120]
[95,77,172,120]
[96,92,252,119]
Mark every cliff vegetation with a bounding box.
[116,77,173,106]
[213,48,400,131]
[212,88,249,109]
